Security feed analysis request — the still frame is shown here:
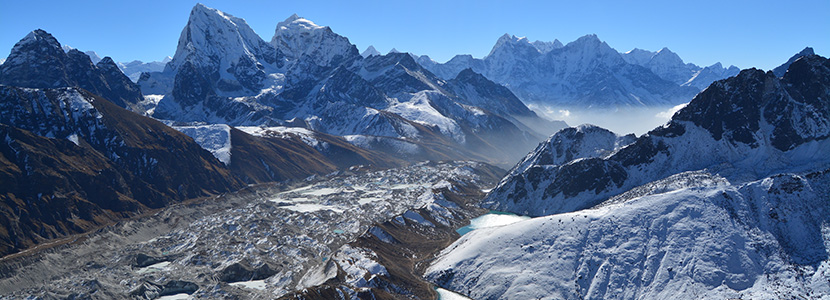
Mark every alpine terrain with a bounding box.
[0,2,826,300]
[418,34,741,109]
[425,54,830,299]
[137,4,564,167]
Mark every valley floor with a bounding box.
[0,161,502,299]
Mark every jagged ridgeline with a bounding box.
[0,3,562,258]
[427,54,830,299]
[137,4,563,167]
[417,34,741,108]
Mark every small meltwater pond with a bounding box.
[456,211,531,235]
[436,211,531,299]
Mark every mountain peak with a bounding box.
[169,3,276,74]
[574,34,601,44]
[531,39,563,54]
[361,45,381,58]
[276,13,324,31]
[773,47,818,77]
[271,13,355,66]
[0,29,67,87]
[17,29,61,50]
[488,33,534,57]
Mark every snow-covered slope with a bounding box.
[135,4,559,165]
[270,14,359,67]
[118,57,170,82]
[427,170,830,299]
[421,34,737,108]
[485,55,830,216]
[174,124,233,164]
[424,54,830,300]
[360,45,381,58]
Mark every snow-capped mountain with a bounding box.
[424,53,830,300]
[621,47,741,90]
[427,169,830,299]
[484,54,830,216]
[360,45,381,58]
[271,14,359,67]
[0,28,405,257]
[419,34,739,108]
[0,30,145,110]
[118,56,170,82]
[137,4,562,166]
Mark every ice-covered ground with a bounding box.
[0,161,496,299]
[427,171,830,299]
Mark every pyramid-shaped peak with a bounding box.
[96,56,118,69]
[18,29,61,48]
[361,45,381,58]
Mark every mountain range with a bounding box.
[426,53,830,299]
[61,44,171,82]
[137,4,562,167]
[0,27,401,257]
[0,2,827,299]
[417,34,741,108]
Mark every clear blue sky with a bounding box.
[1,0,827,70]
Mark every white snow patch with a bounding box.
[173,124,232,165]
[156,294,191,300]
[136,261,171,274]
[387,91,464,143]
[237,126,319,147]
[66,134,80,146]
[230,279,267,290]
[403,210,434,227]
[369,227,396,243]
[436,288,473,300]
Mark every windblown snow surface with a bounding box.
[426,170,830,299]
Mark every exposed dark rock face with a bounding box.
[0,86,243,257]
[0,30,144,110]
[228,127,403,184]
[486,54,830,216]
[674,55,830,151]
[772,47,815,77]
